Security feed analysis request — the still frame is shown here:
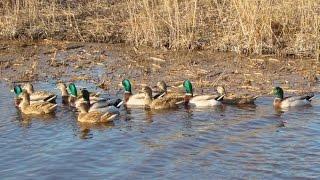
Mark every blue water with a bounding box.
[0,82,319,179]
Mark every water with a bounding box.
[0,82,319,179]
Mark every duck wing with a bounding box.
[90,98,123,109]
[151,96,180,109]
[153,92,165,99]
[192,95,216,101]
[285,94,314,102]
[153,92,184,100]
[101,112,119,122]
[79,112,103,123]
[106,98,123,107]
[89,106,120,114]
[30,91,57,102]
[223,95,258,104]
[26,102,57,114]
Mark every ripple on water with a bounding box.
[0,82,319,179]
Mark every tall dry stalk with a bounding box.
[0,0,319,57]
[126,0,320,57]
[126,0,199,49]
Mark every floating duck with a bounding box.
[218,86,258,105]
[272,86,314,108]
[77,102,118,123]
[183,80,224,107]
[18,91,57,115]
[122,79,145,107]
[142,86,182,110]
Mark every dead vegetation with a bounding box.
[0,0,320,57]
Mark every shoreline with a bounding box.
[0,40,319,96]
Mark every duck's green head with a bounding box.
[13,85,23,97]
[81,89,90,102]
[183,80,193,95]
[68,83,78,97]
[122,79,132,93]
[272,87,284,99]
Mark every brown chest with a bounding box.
[273,98,282,108]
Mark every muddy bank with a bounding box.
[0,40,319,96]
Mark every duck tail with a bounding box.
[158,92,166,98]
[101,113,118,122]
[305,94,315,102]
[216,94,225,101]
[44,95,57,103]
[153,92,166,99]
[114,99,123,108]
[46,104,57,113]
[50,104,58,110]
[116,100,124,108]
[175,100,185,105]
[253,95,259,100]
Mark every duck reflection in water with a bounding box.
[15,109,56,128]
[77,121,115,139]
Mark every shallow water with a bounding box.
[0,82,319,179]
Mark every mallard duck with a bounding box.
[18,91,57,115]
[143,86,182,110]
[80,89,122,113]
[272,86,314,108]
[122,79,145,107]
[77,102,118,123]
[217,86,258,105]
[183,80,224,107]
[153,81,184,100]
[23,83,57,103]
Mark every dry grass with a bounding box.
[127,0,320,57]
[0,0,126,42]
[0,0,319,57]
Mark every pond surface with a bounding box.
[0,82,319,179]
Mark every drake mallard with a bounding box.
[122,79,145,107]
[217,86,258,105]
[183,80,224,107]
[143,86,182,110]
[77,102,118,123]
[272,86,314,108]
[18,91,57,115]
[23,83,57,103]
[80,89,122,113]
